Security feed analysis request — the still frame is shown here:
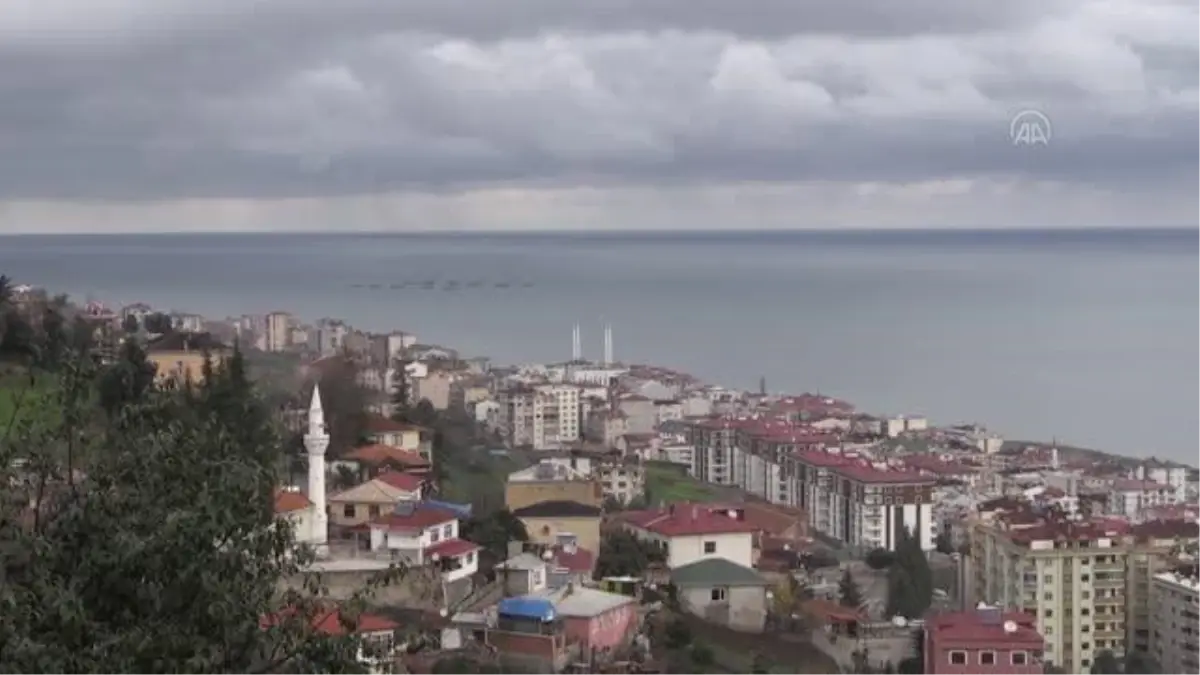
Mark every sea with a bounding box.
[1,228,1195,464]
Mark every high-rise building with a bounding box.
[1149,571,1199,674]
[965,503,1198,673]
[497,384,581,450]
[265,311,292,352]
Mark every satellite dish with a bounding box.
[542,549,554,561]
[892,616,908,627]
[1003,620,1018,634]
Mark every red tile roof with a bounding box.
[370,506,458,532]
[623,503,761,537]
[376,470,425,492]
[794,450,935,485]
[346,444,430,468]
[550,544,596,574]
[274,490,313,514]
[261,606,398,635]
[425,538,480,559]
[927,609,1043,645]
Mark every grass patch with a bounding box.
[644,460,721,504]
[0,368,60,432]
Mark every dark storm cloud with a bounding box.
[0,0,1195,202]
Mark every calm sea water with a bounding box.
[1,228,1195,463]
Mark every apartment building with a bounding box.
[506,455,643,506]
[687,416,933,551]
[497,384,581,450]
[1107,478,1180,520]
[1150,571,1199,674]
[966,507,1198,673]
[791,450,937,552]
[264,311,292,352]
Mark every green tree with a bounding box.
[0,346,403,672]
[865,548,895,570]
[311,356,368,456]
[935,530,954,555]
[1091,649,1122,674]
[750,651,771,674]
[890,527,933,617]
[1123,651,1162,674]
[37,304,69,371]
[664,618,692,649]
[593,529,665,579]
[390,357,413,422]
[839,568,863,608]
[97,339,158,419]
[142,311,173,334]
[122,313,140,334]
[886,565,921,619]
[461,508,528,561]
[690,644,714,668]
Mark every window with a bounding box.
[980,651,996,665]
[369,505,380,518]
[949,651,967,665]
[704,541,717,554]
[343,504,356,518]
[1081,574,1090,582]
[1045,610,1054,618]
[444,524,453,538]
[430,529,441,543]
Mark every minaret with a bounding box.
[603,324,613,366]
[304,383,330,554]
[572,323,582,362]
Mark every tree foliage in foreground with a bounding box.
[0,346,402,672]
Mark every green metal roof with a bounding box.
[669,558,768,587]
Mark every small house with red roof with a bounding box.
[362,413,433,460]
[342,444,432,483]
[924,604,1044,674]
[260,605,400,673]
[328,471,427,531]
[366,502,480,583]
[274,488,320,546]
[621,503,760,569]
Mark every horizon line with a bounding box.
[0,225,1195,238]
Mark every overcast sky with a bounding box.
[1,0,1196,233]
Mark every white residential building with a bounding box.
[1132,464,1190,501]
[1108,479,1180,520]
[497,384,581,450]
[265,311,292,352]
[1150,571,1199,674]
[366,503,479,583]
[883,415,928,437]
[622,503,758,569]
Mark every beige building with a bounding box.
[505,476,602,512]
[327,473,425,530]
[414,369,457,410]
[1150,571,1199,674]
[966,506,1198,673]
[265,311,291,352]
[511,500,603,556]
[498,384,581,450]
[145,332,229,384]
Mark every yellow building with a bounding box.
[511,499,603,555]
[145,332,230,384]
[966,505,1197,673]
[505,479,602,512]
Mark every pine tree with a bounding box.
[0,346,403,672]
[390,357,412,422]
[886,565,920,619]
[839,567,863,609]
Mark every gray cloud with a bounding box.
[0,0,1196,220]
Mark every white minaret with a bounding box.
[572,323,582,362]
[304,383,330,554]
[603,324,613,366]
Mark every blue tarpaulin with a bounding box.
[498,596,556,622]
[419,499,472,518]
